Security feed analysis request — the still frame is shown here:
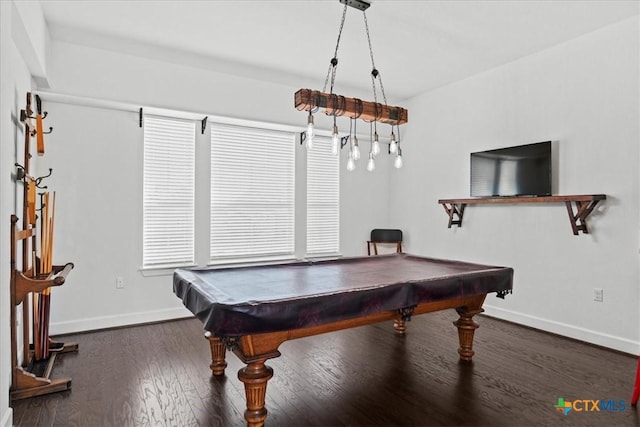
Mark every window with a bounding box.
[306,135,340,255]
[142,115,195,267]
[210,123,295,262]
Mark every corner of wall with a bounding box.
[11,0,50,87]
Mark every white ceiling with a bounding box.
[41,0,639,101]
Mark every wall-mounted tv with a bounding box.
[470,141,552,197]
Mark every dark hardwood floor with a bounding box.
[11,310,639,426]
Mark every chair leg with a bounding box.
[632,355,640,406]
[367,242,371,256]
[373,242,378,255]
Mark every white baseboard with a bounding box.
[49,307,194,335]
[1,407,12,427]
[483,304,640,356]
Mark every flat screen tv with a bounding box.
[470,141,552,197]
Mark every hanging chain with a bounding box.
[363,10,388,106]
[323,4,349,94]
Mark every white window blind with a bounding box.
[307,135,340,255]
[210,123,295,262]
[143,115,195,267]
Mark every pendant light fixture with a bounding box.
[295,0,408,171]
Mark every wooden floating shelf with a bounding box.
[437,194,606,236]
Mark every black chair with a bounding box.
[367,229,403,256]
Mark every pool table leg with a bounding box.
[393,305,416,335]
[205,333,227,376]
[238,359,274,427]
[453,305,485,361]
[393,317,407,334]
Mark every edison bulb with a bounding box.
[394,152,403,169]
[331,125,339,155]
[372,132,381,156]
[346,154,356,171]
[389,131,397,153]
[366,153,375,172]
[306,113,314,149]
[352,137,361,160]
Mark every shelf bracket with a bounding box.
[440,202,466,228]
[201,116,208,135]
[565,199,602,235]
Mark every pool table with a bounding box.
[173,253,513,426]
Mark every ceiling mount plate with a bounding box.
[339,0,371,11]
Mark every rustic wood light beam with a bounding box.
[294,89,408,126]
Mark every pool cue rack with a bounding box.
[9,92,77,401]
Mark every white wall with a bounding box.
[391,17,640,354]
[1,2,48,425]
[36,39,392,335]
[11,0,49,87]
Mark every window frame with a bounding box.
[142,114,196,269]
[209,121,297,265]
[306,134,341,257]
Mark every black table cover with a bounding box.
[173,253,513,336]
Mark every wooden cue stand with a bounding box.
[9,92,77,400]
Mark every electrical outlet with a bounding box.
[116,276,124,289]
[593,288,603,302]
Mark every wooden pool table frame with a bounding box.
[206,293,487,427]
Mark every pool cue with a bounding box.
[40,192,48,276]
[43,192,52,358]
[32,192,42,360]
[37,192,47,360]
[32,292,41,360]
[35,95,45,155]
[28,178,37,357]
[27,181,36,224]
[42,192,55,357]
[29,180,38,355]
[36,191,50,360]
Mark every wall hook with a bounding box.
[32,127,53,137]
[34,168,53,189]
[15,163,26,180]
[37,192,46,212]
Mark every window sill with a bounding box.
[140,263,197,277]
[304,253,343,262]
[208,255,299,269]
[139,253,343,276]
